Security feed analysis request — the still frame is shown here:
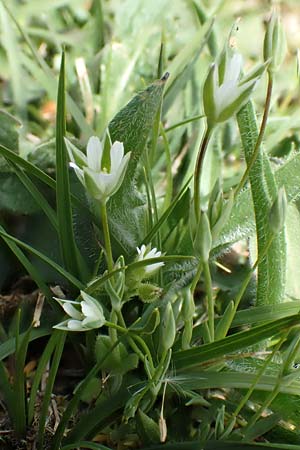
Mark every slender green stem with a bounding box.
[235,74,274,197]
[191,262,202,294]
[225,231,276,335]
[244,333,300,433]
[231,331,288,424]
[194,125,213,221]
[100,202,114,272]
[203,261,214,342]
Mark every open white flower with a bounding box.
[53,291,105,331]
[65,136,131,203]
[136,244,164,277]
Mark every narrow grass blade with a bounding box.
[37,331,66,450]
[0,224,54,302]
[56,51,82,280]
[173,314,300,370]
[28,331,60,424]
[0,227,84,290]
[13,320,32,436]
[0,327,51,361]
[10,162,58,231]
[141,175,192,246]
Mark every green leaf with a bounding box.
[55,51,84,281]
[173,314,300,370]
[215,151,300,252]
[236,101,287,306]
[107,76,168,253]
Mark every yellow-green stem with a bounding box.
[203,260,214,342]
[194,126,214,221]
[235,74,274,197]
[100,202,114,272]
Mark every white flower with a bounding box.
[136,244,164,277]
[65,136,131,203]
[53,291,105,331]
[203,47,266,126]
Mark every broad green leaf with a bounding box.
[215,151,300,252]
[107,76,168,253]
[237,101,286,306]
[285,204,300,299]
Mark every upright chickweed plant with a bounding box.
[1,3,300,450]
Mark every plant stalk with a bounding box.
[100,202,114,272]
[194,126,214,221]
[235,74,274,197]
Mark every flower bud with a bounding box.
[158,303,176,356]
[269,187,288,234]
[181,289,195,321]
[193,211,212,262]
[138,283,163,303]
[264,10,286,74]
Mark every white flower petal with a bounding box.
[67,320,85,331]
[70,162,85,184]
[110,141,124,173]
[87,136,102,172]
[62,303,82,320]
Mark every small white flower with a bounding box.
[65,136,131,203]
[136,244,164,277]
[53,291,105,332]
[203,47,266,126]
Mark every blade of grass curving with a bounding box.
[168,371,300,396]
[165,113,205,132]
[28,331,60,424]
[0,227,84,289]
[0,143,91,216]
[56,51,83,280]
[236,101,286,306]
[173,314,300,370]
[13,318,32,436]
[10,162,58,231]
[51,340,121,450]
[0,224,54,302]
[0,327,51,361]
[63,385,131,443]
[37,331,66,450]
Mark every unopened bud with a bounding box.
[264,10,286,74]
